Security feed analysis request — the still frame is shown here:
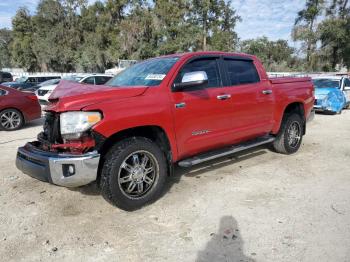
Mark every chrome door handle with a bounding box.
[262,90,273,95]
[175,102,186,108]
[217,94,231,100]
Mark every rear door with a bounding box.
[170,56,238,158]
[222,57,275,139]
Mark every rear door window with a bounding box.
[95,76,112,85]
[224,59,260,86]
[82,77,95,85]
[27,77,37,83]
[3,73,12,79]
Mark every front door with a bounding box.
[171,57,236,158]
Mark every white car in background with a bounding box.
[36,74,113,105]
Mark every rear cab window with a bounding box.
[223,58,260,86]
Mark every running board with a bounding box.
[178,135,275,168]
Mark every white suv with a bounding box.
[36,74,113,105]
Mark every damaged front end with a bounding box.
[37,111,101,154]
[16,111,105,187]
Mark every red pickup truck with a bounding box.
[16,52,314,210]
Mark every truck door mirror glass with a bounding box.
[173,71,208,91]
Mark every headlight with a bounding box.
[60,111,102,138]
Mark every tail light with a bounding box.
[26,94,38,101]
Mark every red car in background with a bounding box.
[0,86,41,131]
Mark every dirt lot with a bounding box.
[1,111,350,262]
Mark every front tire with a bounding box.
[272,113,304,154]
[100,137,168,211]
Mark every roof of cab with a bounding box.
[158,51,256,60]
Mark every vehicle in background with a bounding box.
[18,78,61,93]
[2,75,61,90]
[0,71,13,84]
[0,86,41,131]
[36,74,113,105]
[341,77,350,108]
[16,51,314,210]
[313,76,348,114]
[105,59,138,75]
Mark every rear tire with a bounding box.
[272,113,304,154]
[100,137,168,211]
[0,108,24,131]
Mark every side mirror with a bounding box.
[344,86,350,91]
[173,71,208,91]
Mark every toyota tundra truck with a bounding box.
[16,52,315,210]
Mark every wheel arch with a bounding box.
[96,125,174,181]
[273,102,306,135]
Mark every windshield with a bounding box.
[313,79,340,89]
[106,57,179,87]
[15,76,28,83]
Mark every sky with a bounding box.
[0,0,306,45]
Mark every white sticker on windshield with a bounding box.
[145,74,166,80]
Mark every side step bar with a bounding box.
[178,135,275,168]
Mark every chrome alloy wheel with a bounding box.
[0,110,22,130]
[287,121,301,148]
[118,150,159,199]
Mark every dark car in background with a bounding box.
[1,75,61,90]
[21,78,61,93]
[0,86,41,131]
[0,71,13,84]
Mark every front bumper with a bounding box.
[16,142,100,187]
[313,105,336,113]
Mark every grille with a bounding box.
[41,112,61,144]
[38,90,49,96]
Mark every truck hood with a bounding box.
[45,80,148,112]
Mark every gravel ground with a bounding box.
[0,111,350,262]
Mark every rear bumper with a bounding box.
[16,143,100,187]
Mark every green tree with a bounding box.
[153,0,198,54]
[240,37,295,71]
[10,7,38,71]
[318,0,350,69]
[0,29,12,68]
[191,0,240,51]
[209,0,241,51]
[292,0,324,70]
[31,0,87,72]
